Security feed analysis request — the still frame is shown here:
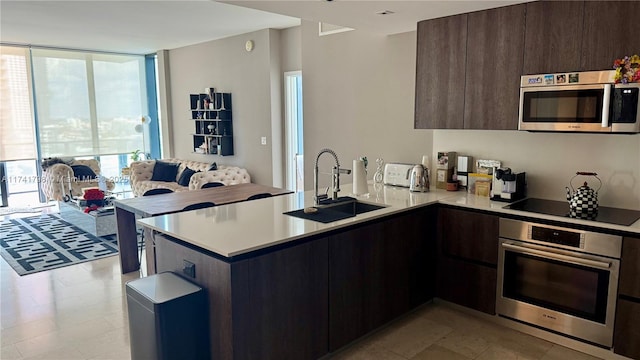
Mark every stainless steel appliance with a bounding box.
[408,164,429,192]
[497,218,622,347]
[519,70,640,133]
[383,163,414,187]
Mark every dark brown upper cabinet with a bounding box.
[463,4,525,130]
[581,1,640,71]
[415,15,467,129]
[414,1,637,130]
[523,1,584,74]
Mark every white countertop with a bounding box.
[138,183,640,259]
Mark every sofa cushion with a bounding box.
[151,161,180,182]
[71,164,97,180]
[177,167,198,186]
[135,181,190,196]
[189,167,251,190]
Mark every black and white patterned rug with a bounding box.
[0,213,119,276]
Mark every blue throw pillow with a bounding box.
[71,165,97,180]
[151,161,180,182]
[208,162,218,171]
[177,167,197,186]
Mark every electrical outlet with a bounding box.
[261,136,267,145]
[183,260,196,278]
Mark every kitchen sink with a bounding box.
[320,197,387,216]
[283,197,388,223]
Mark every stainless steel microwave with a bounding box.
[519,70,640,133]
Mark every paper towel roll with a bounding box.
[352,159,369,195]
[421,155,430,168]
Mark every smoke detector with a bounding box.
[376,10,395,15]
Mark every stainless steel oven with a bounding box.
[497,218,622,348]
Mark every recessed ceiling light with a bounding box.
[376,10,395,15]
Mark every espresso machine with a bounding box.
[491,168,526,202]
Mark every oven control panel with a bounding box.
[529,225,584,248]
[499,218,622,258]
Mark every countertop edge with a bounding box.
[138,185,640,259]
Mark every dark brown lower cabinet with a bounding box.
[153,206,437,359]
[148,206,640,359]
[614,298,640,359]
[436,207,498,314]
[328,207,436,351]
[618,236,640,299]
[614,236,640,359]
[437,254,497,314]
[438,207,498,265]
[155,235,329,360]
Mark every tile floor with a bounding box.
[329,304,602,360]
[0,212,605,360]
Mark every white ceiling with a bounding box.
[223,0,532,36]
[0,0,301,54]
[0,0,532,55]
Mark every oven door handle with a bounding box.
[501,242,611,270]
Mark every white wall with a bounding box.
[280,27,301,73]
[268,29,283,187]
[300,21,433,191]
[433,130,640,209]
[156,50,174,158]
[167,29,277,185]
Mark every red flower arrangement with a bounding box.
[83,189,105,212]
[83,189,105,200]
[613,55,640,84]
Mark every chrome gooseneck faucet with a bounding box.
[314,148,351,205]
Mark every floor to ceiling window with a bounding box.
[31,49,147,159]
[0,46,37,207]
[0,45,159,207]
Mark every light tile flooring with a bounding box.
[1,212,604,360]
[329,305,602,360]
[1,252,142,359]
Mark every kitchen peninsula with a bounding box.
[114,183,292,274]
[138,184,640,360]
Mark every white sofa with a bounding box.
[42,159,115,201]
[129,158,251,197]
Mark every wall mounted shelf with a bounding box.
[189,92,233,156]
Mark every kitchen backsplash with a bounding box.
[432,130,640,210]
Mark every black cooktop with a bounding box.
[505,198,640,226]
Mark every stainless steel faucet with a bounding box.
[314,148,351,205]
